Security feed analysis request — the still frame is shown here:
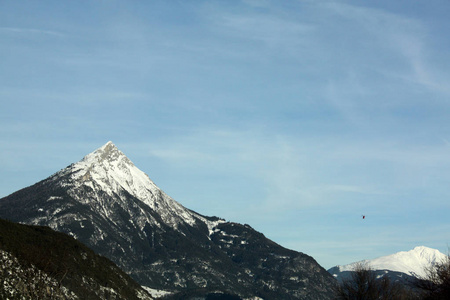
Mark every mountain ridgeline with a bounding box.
[0,142,336,299]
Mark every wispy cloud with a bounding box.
[322,2,450,96]
[0,27,65,38]
[217,13,314,46]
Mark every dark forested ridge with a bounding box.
[0,218,152,300]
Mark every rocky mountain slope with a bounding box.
[0,218,152,300]
[0,142,336,299]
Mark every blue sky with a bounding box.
[1,0,450,269]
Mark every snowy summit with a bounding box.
[58,141,201,228]
[329,246,447,279]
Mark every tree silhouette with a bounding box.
[335,262,415,300]
[416,252,450,299]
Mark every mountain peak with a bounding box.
[100,141,118,152]
[329,246,447,279]
[55,142,201,228]
[83,141,126,165]
[71,142,156,202]
[101,140,118,152]
[412,245,441,256]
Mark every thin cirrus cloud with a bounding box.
[323,2,449,96]
[0,26,65,37]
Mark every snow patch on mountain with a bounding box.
[141,286,174,298]
[331,246,447,278]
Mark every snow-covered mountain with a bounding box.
[0,141,337,299]
[43,141,216,237]
[328,246,447,283]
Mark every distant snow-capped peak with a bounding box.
[332,246,447,278]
